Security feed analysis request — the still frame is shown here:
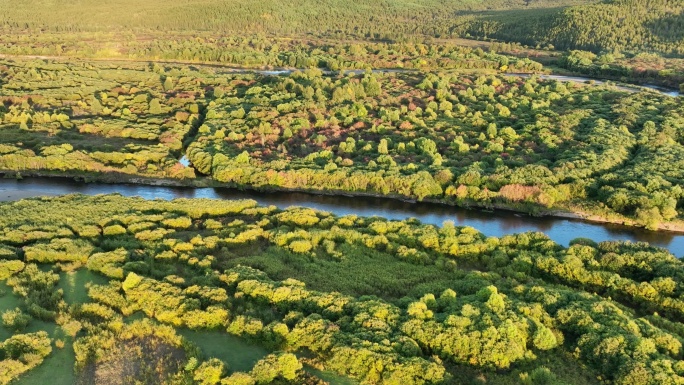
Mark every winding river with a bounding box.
[0,62,680,255]
[508,73,681,97]
[2,54,679,96]
[239,69,682,97]
[1,178,683,257]
[212,65,682,97]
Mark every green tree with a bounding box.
[194,358,226,385]
[1,308,30,332]
[149,98,163,114]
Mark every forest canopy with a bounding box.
[0,1,683,384]
[1,0,682,56]
[0,194,683,384]
[1,57,682,231]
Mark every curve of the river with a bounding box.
[507,73,681,97]
[2,54,679,96]
[1,178,682,257]
[225,68,682,97]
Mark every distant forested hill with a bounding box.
[1,0,681,55]
[0,0,588,38]
[468,0,684,55]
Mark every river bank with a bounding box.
[3,174,684,256]
[3,170,684,236]
[507,72,681,96]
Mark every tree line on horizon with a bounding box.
[2,0,683,57]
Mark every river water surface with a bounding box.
[1,178,682,257]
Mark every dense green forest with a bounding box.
[1,58,682,230]
[2,0,683,93]
[0,194,683,384]
[467,0,684,56]
[554,50,684,91]
[0,33,541,72]
[1,1,684,384]
[0,0,589,38]
[1,0,683,57]
[2,0,683,91]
